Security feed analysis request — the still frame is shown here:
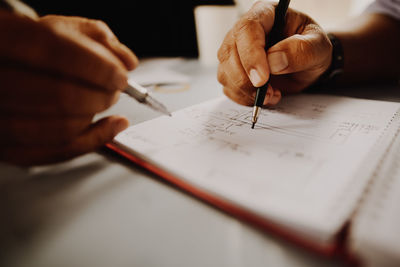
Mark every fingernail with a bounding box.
[268,51,288,73]
[249,69,263,87]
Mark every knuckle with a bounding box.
[217,47,228,63]
[217,66,227,85]
[233,18,256,38]
[88,19,113,40]
[217,41,231,63]
[91,19,109,31]
[247,1,275,24]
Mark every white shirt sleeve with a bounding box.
[366,0,400,20]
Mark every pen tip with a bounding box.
[251,122,255,129]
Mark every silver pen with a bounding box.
[124,80,172,116]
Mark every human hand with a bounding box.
[217,1,332,106]
[0,13,138,166]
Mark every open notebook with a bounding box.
[107,94,400,263]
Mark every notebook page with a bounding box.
[114,94,400,244]
[349,113,400,266]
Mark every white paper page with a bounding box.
[349,116,400,266]
[114,94,400,244]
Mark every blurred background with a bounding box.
[236,0,374,28]
[23,0,374,58]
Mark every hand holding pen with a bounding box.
[0,9,167,165]
[217,1,333,125]
[251,0,290,128]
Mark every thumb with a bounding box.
[0,116,129,166]
[69,116,129,155]
[267,32,332,75]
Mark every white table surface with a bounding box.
[1,58,399,267]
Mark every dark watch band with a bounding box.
[306,33,344,92]
[324,33,344,81]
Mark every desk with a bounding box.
[1,58,399,267]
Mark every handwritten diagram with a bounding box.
[114,95,400,232]
[180,98,383,146]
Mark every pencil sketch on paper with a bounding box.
[116,95,394,195]
[180,100,383,147]
[117,95,391,172]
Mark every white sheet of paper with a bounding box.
[114,94,400,244]
[349,117,400,265]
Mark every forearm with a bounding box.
[331,13,400,84]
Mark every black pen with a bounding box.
[251,0,290,129]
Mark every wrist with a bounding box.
[324,33,345,82]
[307,33,345,91]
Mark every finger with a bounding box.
[223,86,254,106]
[69,115,129,156]
[38,15,139,71]
[0,115,129,166]
[264,87,282,106]
[267,26,331,75]
[0,14,128,92]
[217,29,234,64]
[0,115,93,146]
[0,67,120,115]
[234,1,276,87]
[217,62,228,87]
[80,19,139,71]
[219,43,255,98]
[262,84,274,105]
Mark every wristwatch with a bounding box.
[305,33,345,92]
[325,33,344,81]
[318,33,345,85]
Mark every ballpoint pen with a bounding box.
[251,0,290,129]
[2,0,172,116]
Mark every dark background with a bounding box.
[24,0,234,58]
